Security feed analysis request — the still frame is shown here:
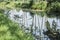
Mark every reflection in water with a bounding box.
[5,9,60,40]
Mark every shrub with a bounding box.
[46,2,60,17]
[31,1,47,10]
[0,13,34,40]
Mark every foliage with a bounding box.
[45,21,52,31]
[0,2,15,9]
[21,0,33,8]
[46,1,60,17]
[0,1,47,10]
[44,20,60,40]
[52,20,57,31]
[45,20,57,32]
[0,13,34,40]
[44,1,60,39]
[15,2,22,8]
[31,1,47,10]
[21,3,30,8]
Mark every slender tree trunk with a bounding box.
[56,16,59,31]
[31,15,34,34]
[38,15,41,40]
[21,13,25,30]
[35,15,36,35]
[40,16,43,40]
[30,13,34,35]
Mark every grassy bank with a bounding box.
[0,1,47,11]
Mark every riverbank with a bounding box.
[0,1,47,11]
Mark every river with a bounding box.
[5,9,60,40]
